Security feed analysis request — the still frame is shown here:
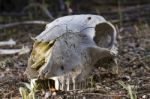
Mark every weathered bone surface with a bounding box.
[25,14,117,91]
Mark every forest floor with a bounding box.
[0,18,150,99]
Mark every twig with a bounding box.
[118,4,150,13]
[128,56,150,71]
[0,12,26,16]
[3,91,14,98]
[67,87,107,94]
[22,3,54,20]
[0,39,16,46]
[0,20,49,30]
[82,93,127,97]
[140,59,150,71]
[0,46,30,55]
[59,0,65,11]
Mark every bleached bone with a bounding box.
[26,14,117,91]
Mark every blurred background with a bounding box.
[0,0,150,25]
[0,0,150,98]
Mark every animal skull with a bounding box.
[25,14,117,91]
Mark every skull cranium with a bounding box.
[25,14,117,91]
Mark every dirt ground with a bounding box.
[0,20,150,99]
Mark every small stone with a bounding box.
[142,95,147,99]
[44,91,51,99]
[83,96,86,99]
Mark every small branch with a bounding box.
[0,12,26,16]
[0,46,30,55]
[59,0,65,11]
[23,3,54,20]
[0,39,16,46]
[82,92,127,97]
[0,20,49,30]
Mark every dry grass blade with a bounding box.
[118,80,137,99]
[19,82,38,99]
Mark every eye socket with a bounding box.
[94,22,114,48]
